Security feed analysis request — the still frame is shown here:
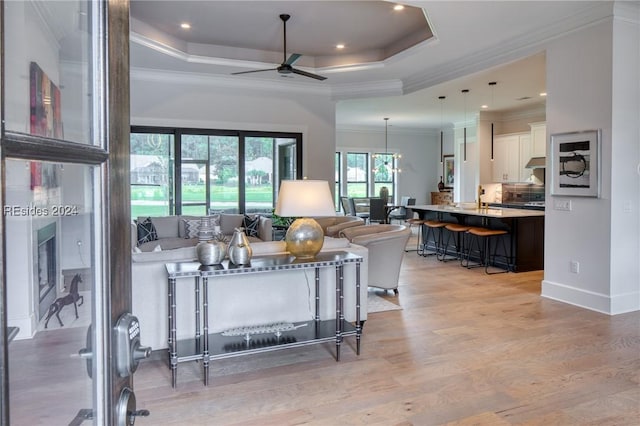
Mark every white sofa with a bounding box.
[131,213,272,252]
[132,238,368,350]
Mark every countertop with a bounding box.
[411,204,545,218]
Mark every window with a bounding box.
[372,153,396,201]
[130,127,301,218]
[346,152,368,197]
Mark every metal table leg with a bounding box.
[355,262,361,355]
[168,277,177,388]
[202,276,209,386]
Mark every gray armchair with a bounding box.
[339,224,411,294]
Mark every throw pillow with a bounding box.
[209,213,221,227]
[183,218,201,239]
[137,217,158,245]
[152,244,162,252]
[243,214,260,238]
[133,246,142,253]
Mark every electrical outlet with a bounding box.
[570,260,580,274]
[554,199,572,211]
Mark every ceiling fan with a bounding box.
[231,14,327,81]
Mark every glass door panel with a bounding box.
[130,132,175,219]
[245,137,276,214]
[209,136,239,214]
[4,1,94,145]
[5,160,97,424]
[181,135,209,215]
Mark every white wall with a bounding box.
[542,10,640,314]
[130,72,336,185]
[336,128,438,204]
[609,4,640,313]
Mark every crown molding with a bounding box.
[130,67,331,97]
[330,79,404,101]
[402,2,614,94]
[336,124,435,136]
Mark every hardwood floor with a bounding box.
[132,247,640,425]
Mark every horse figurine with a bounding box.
[44,273,83,329]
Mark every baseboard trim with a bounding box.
[542,280,640,315]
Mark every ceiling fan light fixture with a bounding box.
[231,14,327,81]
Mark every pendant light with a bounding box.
[462,89,469,163]
[372,118,401,174]
[489,81,496,161]
[439,96,445,164]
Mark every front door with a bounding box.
[1,1,136,424]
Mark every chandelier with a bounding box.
[372,117,401,173]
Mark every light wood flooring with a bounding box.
[132,244,640,425]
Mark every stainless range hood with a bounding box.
[525,157,546,169]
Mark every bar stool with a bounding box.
[464,227,512,274]
[405,217,426,253]
[422,220,447,257]
[438,223,471,262]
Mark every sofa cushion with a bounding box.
[220,214,244,235]
[183,218,202,239]
[139,237,196,252]
[137,217,158,245]
[243,214,260,238]
[150,216,179,239]
[132,246,197,263]
[178,215,200,238]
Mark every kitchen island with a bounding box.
[411,204,545,272]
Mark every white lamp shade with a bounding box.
[275,180,336,217]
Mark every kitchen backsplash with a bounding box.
[501,183,545,203]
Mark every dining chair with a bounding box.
[349,197,370,223]
[368,198,387,224]
[389,196,411,224]
[340,196,352,216]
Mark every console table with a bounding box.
[165,251,363,388]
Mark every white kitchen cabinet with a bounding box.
[492,134,521,182]
[519,133,532,182]
[530,122,546,157]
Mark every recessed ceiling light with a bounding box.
[481,105,488,109]
[336,44,345,49]
[539,92,547,97]
[393,4,405,11]
[180,22,191,29]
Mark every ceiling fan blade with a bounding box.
[291,68,327,81]
[231,68,278,75]
[284,53,302,66]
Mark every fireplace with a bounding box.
[36,223,57,319]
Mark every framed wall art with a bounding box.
[443,155,454,189]
[550,130,601,197]
[30,61,63,139]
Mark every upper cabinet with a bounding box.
[530,122,547,157]
[492,133,523,183]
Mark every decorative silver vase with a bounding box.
[228,227,252,265]
[198,217,214,243]
[196,240,226,265]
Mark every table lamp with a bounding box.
[274,179,336,259]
